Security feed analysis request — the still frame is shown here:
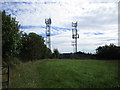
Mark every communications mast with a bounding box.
[45,18,51,49]
[72,22,79,53]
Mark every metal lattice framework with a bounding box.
[45,18,51,49]
[72,22,79,53]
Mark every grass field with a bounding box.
[9,59,120,88]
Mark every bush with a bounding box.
[3,57,22,68]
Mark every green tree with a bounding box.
[19,32,50,61]
[96,44,120,60]
[2,11,22,59]
[53,48,60,59]
[45,48,53,59]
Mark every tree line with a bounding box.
[2,11,60,63]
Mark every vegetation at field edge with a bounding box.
[9,59,120,88]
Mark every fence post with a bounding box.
[1,65,9,88]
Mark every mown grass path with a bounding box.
[9,59,120,88]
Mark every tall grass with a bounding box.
[9,59,120,88]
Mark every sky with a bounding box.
[0,0,119,53]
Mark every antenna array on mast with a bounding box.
[45,18,51,49]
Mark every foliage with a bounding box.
[19,32,52,61]
[2,11,22,59]
[53,48,60,59]
[45,48,53,59]
[96,44,120,60]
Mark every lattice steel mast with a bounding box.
[45,18,51,49]
[72,22,79,53]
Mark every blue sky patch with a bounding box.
[1,2,33,5]
[103,39,117,41]
[20,26,45,29]
[51,26,71,31]
[84,32,104,35]
[20,25,71,31]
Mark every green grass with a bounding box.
[9,59,120,88]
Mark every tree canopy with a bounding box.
[19,32,53,61]
[96,44,120,60]
[2,11,22,59]
[53,48,60,59]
